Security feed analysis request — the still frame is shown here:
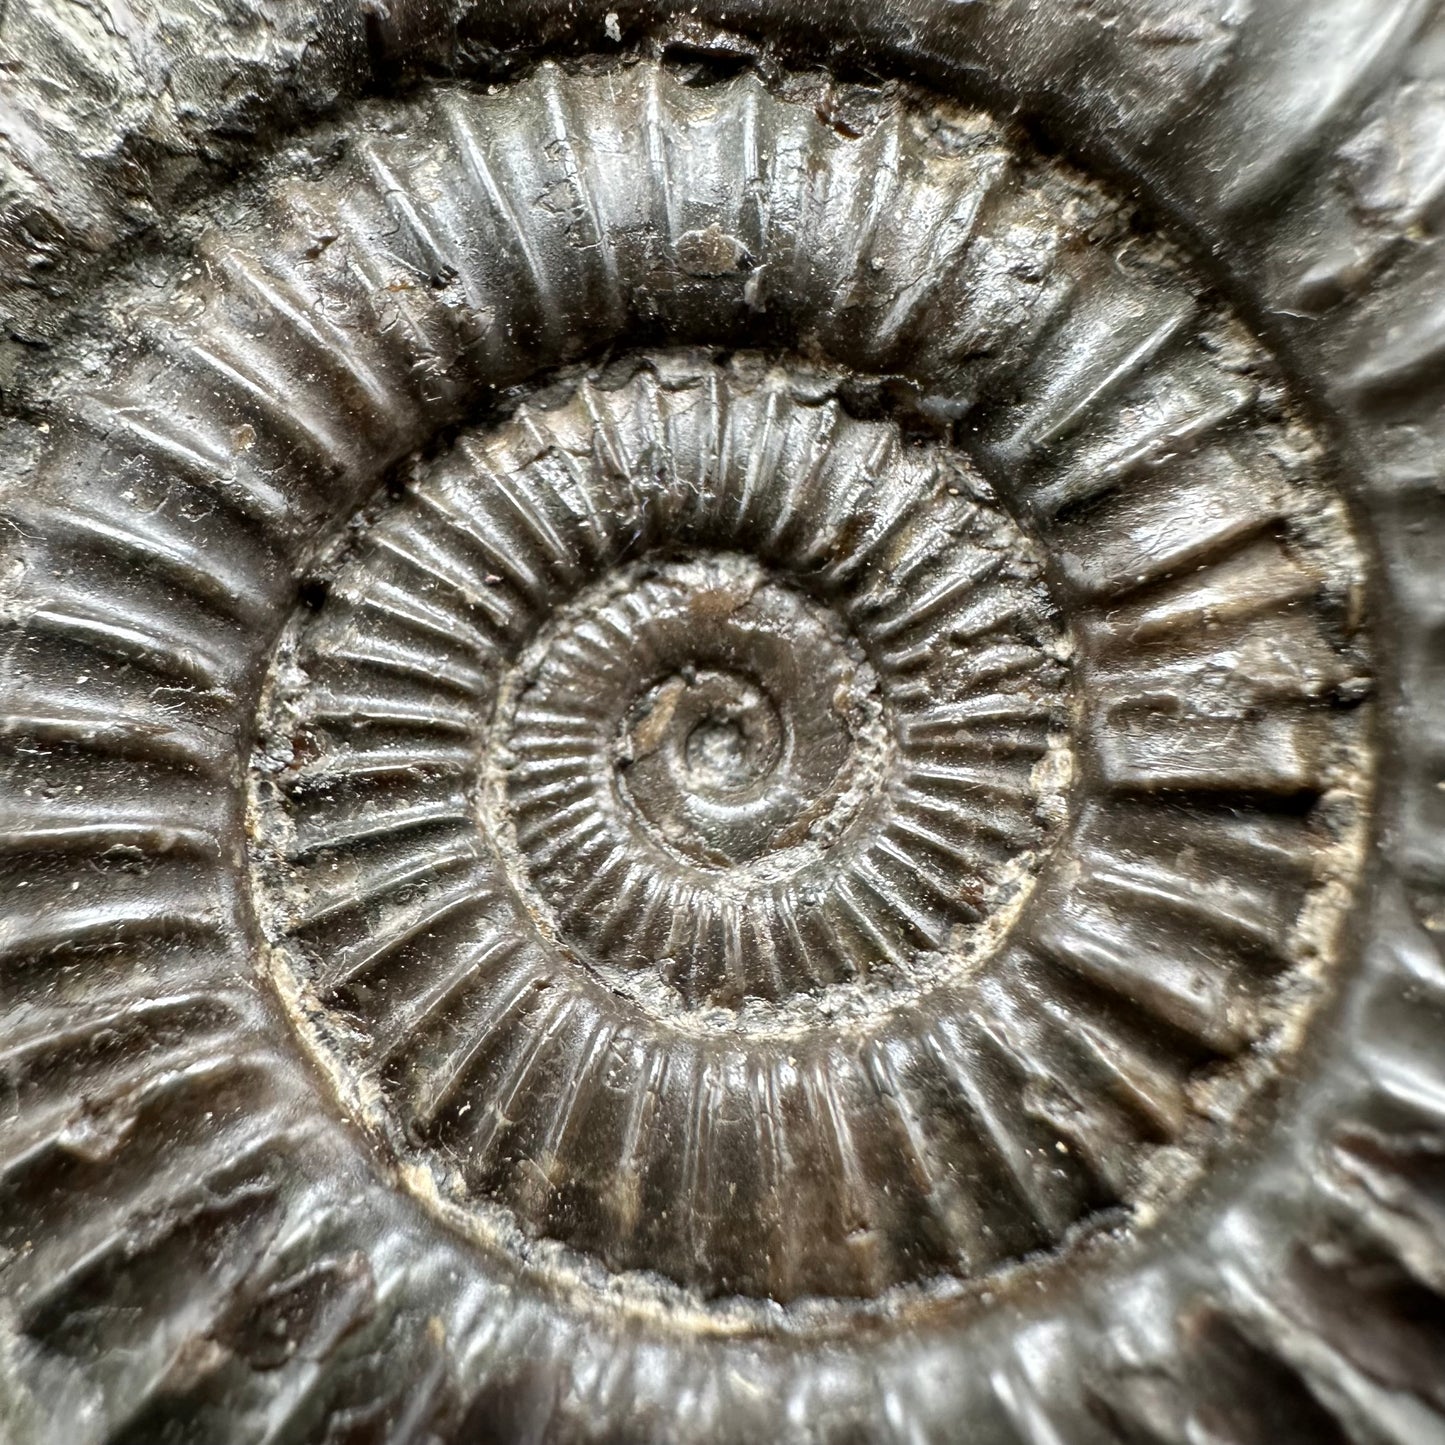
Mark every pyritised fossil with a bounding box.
[1,4,1443,1443]
[252,337,1360,1305]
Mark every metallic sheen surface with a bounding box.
[1,3,1443,1442]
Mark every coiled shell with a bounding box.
[0,7,1439,1443]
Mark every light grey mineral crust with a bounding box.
[0,2,1443,1443]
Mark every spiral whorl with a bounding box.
[250,313,1364,1300]
[0,43,1386,1436]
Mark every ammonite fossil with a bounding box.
[0,3,1442,1442]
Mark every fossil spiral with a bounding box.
[0,7,1441,1442]
[252,333,1358,1303]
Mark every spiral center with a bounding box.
[643,670,783,793]
[508,555,880,890]
[623,668,790,865]
[687,714,754,788]
[685,704,773,793]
